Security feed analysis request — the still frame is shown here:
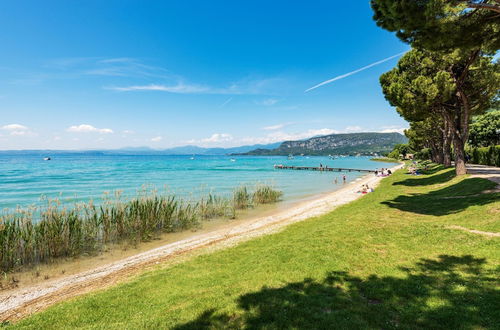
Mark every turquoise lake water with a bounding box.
[0,154,395,211]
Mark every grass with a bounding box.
[8,167,500,329]
[0,185,282,274]
[370,157,401,163]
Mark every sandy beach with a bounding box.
[0,163,403,322]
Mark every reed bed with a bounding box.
[252,184,283,205]
[0,185,282,273]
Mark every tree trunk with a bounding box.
[430,143,442,164]
[435,148,444,164]
[453,136,467,175]
[442,114,453,167]
[453,87,471,175]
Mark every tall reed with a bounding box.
[0,184,282,272]
[252,184,283,205]
[233,186,251,209]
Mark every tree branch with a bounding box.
[467,2,500,13]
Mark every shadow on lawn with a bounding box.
[383,178,498,216]
[174,255,499,329]
[393,168,455,187]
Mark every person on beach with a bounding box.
[342,175,346,183]
[357,185,368,194]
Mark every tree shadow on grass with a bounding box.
[383,178,498,216]
[174,255,499,329]
[393,168,455,187]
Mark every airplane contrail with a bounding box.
[304,51,407,93]
[219,97,233,107]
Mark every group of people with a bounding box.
[374,168,392,177]
[357,184,374,194]
[407,161,430,175]
[333,175,347,184]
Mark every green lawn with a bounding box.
[10,166,500,329]
[369,157,401,163]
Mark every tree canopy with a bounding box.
[380,48,499,174]
[468,110,500,147]
[371,0,500,52]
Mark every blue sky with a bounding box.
[0,0,409,150]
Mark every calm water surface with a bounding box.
[0,154,394,210]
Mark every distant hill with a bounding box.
[158,143,282,155]
[0,134,406,156]
[237,132,407,156]
[0,142,282,156]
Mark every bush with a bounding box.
[414,148,431,160]
[466,145,500,166]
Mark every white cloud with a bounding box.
[241,128,338,145]
[344,125,362,132]
[1,123,36,136]
[256,98,279,106]
[107,76,289,96]
[108,83,210,94]
[201,133,233,143]
[66,124,114,134]
[262,122,294,131]
[2,124,28,131]
[122,130,135,134]
[262,124,286,131]
[379,126,408,134]
[151,136,163,142]
[10,130,30,136]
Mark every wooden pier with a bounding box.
[273,165,376,173]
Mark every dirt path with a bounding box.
[447,225,500,238]
[0,164,403,322]
[445,164,500,238]
[467,164,500,191]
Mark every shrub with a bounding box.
[466,145,500,166]
[414,148,431,160]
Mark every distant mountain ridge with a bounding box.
[0,133,407,156]
[237,132,407,156]
[0,142,282,156]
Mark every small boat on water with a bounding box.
[43,157,51,161]
[230,158,236,162]
[287,154,294,160]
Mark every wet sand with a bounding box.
[0,163,403,322]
